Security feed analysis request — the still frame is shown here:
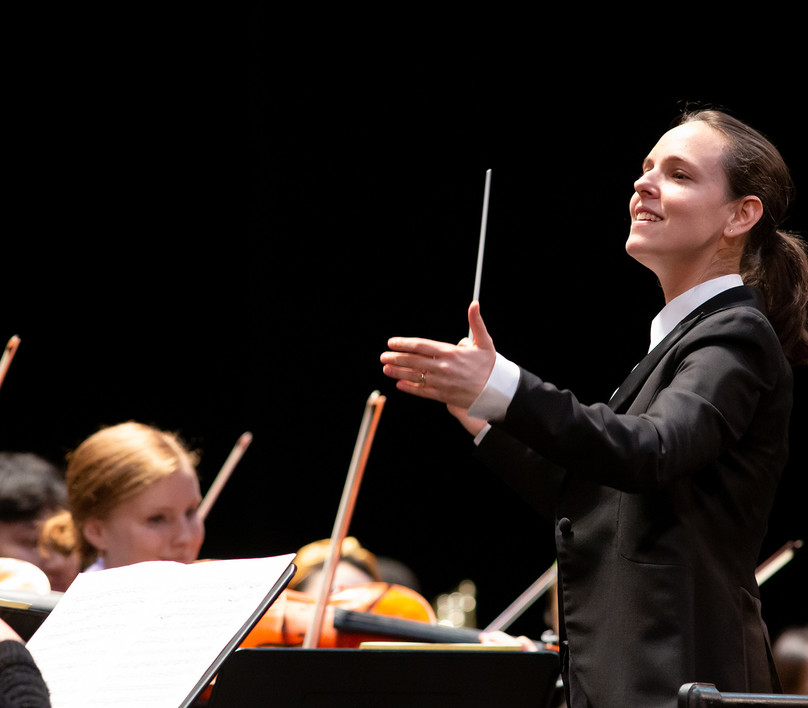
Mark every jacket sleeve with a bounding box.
[474,424,565,523]
[499,307,790,493]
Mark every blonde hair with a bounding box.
[65,422,199,568]
[38,508,78,558]
[289,536,379,590]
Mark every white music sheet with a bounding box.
[26,554,295,708]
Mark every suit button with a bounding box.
[558,517,572,536]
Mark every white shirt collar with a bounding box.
[84,557,106,572]
[648,274,744,352]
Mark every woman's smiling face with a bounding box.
[626,120,738,297]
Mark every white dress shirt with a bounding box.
[467,274,745,444]
[84,557,106,572]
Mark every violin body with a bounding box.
[241,582,437,649]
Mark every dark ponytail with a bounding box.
[743,230,808,365]
[678,109,808,365]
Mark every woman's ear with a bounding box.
[727,195,763,237]
[82,518,107,553]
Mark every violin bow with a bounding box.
[755,539,803,585]
[303,390,386,648]
[469,169,492,342]
[484,560,558,633]
[0,335,21,392]
[197,431,253,521]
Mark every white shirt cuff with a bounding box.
[468,352,520,423]
[473,423,492,446]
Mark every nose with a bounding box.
[633,168,658,198]
[175,514,204,550]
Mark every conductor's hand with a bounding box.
[445,332,489,436]
[381,301,496,409]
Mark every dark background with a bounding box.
[2,11,805,642]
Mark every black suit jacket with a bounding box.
[476,286,793,707]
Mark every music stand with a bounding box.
[208,646,561,707]
[0,590,62,641]
[678,682,808,706]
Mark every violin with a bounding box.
[237,581,557,652]
[240,581,438,649]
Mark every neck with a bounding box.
[657,256,742,304]
[639,234,745,304]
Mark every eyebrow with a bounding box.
[642,155,696,171]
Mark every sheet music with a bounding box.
[26,554,295,708]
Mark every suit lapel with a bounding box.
[608,286,762,413]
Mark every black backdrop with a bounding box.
[2,11,805,642]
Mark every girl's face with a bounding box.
[626,121,739,297]
[84,463,204,569]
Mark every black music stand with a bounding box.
[678,682,808,706]
[207,646,560,707]
[0,590,61,641]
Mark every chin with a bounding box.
[170,553,198,564]
[625,237,659,272]
[625,233,646,259]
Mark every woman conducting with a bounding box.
[381,109,808,706]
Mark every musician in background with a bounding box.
[0,452,77,593]
[61,422,204,572]
[0,453,66,569]
[289,537,380,593]
[37,511,81,592]
[290,536,424,595]
[773,626,808,695]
